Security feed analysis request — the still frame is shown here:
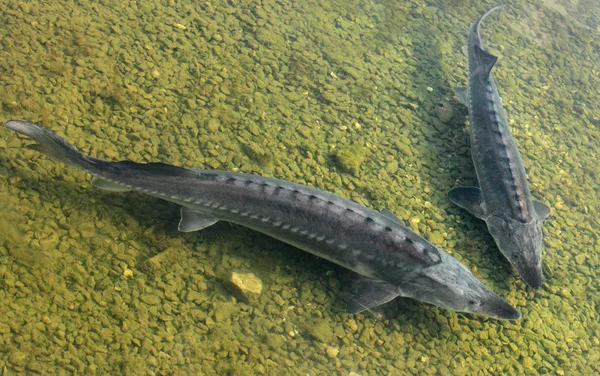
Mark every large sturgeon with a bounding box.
[5,120,520,320]
[451,5,550,288]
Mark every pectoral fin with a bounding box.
[448,186,487,219]
[533,200,550,220]
[454,86,469,106]
[178,207,218,232]
[346,278,399,314]
[91,177,134,192]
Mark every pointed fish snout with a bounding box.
[519,265,543,289]
[484,294,521,321]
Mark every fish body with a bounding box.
[5,120,520,319]
[451,5,550,288]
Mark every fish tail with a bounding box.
[5,120,197,182]
[475,4,505,40]
[5,120,93,168]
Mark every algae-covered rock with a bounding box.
[386,161,399,174]
[140,294,161,305]
[395,140,414,157]
[326,346,339,358]
[243,142,272,165]
[214,302,238,322]
[143,248,184,275]
[207,118,220,132]
[265,333,285,350]
[335,144,365,175]
[303,318,334,343]
[435,100,455,123]
[8,351,27,366]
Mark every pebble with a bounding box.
[273,294,285,306]
[326,346,339,359]
[230,272,263,294]
[140,294,161,305]
[9,351,27,366]
[347,319,358,332]
[214,302,238,322]
[435,100,455,123]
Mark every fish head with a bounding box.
[486,215,544,289]
[400,253,521,320]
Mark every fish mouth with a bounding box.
[517,264,543,289]
[481,293,521,321]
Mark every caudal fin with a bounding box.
[5,120,90,167]
[474,4,505,42]
[5,120,198,182]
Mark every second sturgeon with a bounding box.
[451,5,550,288]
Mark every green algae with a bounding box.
[335,143,366,176]
[0,0,598,374]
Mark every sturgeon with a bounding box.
[5,120,520,320]
[450,5,550,288]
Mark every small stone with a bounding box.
[347,319,358,332]
[39,234,59,250]
[395,141,413,157]
[103,149,117,159]
[230,272,262,293]
[185,290,206,304]
[0,323,11,333]
[326,346,339,358]
[207,118,220,132]
[9,351,27,366]
[435,100,455,123]
[140,294,161,305]
[265,333,285,349]
[409,217,421,232]
[205,317,215,329]
[273,294,285,306]
[228,272,263,304]
[214,302,238,322]
[335,144,365,176]
[428,232,444,244]
[386,161,399,174]
[304,319,333,343]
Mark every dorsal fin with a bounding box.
[470,4,504,78]
[474,45,498,78]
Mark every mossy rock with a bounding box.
[335,144,365,176]
[242,142,272,165]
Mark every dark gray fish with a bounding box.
[5,120,520,320]
[451,5,550,288]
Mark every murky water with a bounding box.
[0,0,598,374]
